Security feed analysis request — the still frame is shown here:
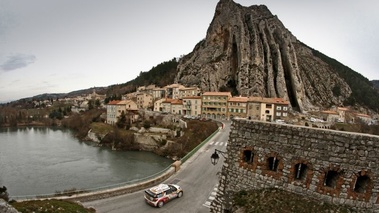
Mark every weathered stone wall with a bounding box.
[211,118,379,212]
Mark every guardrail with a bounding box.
[180,126,221,163]
[12,122,222,201]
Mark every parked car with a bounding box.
[144,183,183,208]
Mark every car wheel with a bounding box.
[157,201,164,208]
[178,191,183,198]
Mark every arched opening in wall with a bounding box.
[294,163,308,180]
[243,150,254,164]
[324,170,340,188]
[267,157,279,172]
[354,174,370,193]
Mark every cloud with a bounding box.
[0,53,36,71]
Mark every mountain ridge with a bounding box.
[175,0,379,113]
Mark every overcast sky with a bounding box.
[1,0,378,103]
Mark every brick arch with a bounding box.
[239,146,258,171]
[261,151,284,179]
[288,158,314,188]
[316,165,344,197]
[347,170,374,202]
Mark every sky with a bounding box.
[0,0,378,103]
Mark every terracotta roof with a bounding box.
[248,97,289,104]
[337,107,349,111]
[229,96,248,102]
[355,113,371,118]
[171,99,183,105]
[117,100,136,105]
[321,110,339,115]
[108,100,121,105]
[202,92,232,96]
[165,84,185,89]
[183,96,202,99]
[162,98,175,103]
[179,87,198,91]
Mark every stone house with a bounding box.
[164,84,185,99]
[354,113,373,124]
[106,100,121,125]
[106,100,138,125]
[170,99,183,115]
[152,88,166,101]
[273,98,290,120]
[182,96,202,117]
[136,93,153,109]
[153,98,166,112]
[178,87,200,99]
[227,96,248,119]
[320,110,340,123]
[161,98,174,113]
[201,92,232,120]
[246,97,289,122]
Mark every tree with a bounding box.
[88,100,94,110]
[0,186,9,202]
[116,111,127,129]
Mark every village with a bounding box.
[38,83,375,129]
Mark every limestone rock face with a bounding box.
[175,0,351,112]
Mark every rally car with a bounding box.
[144,183,183,208]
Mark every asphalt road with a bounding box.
[83,120,231,213]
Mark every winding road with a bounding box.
[82,121,231,213]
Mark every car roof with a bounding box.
[148,184,170,194]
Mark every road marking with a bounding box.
[210,141,214,145]
[203,201,211,208]
[215,141,219,145]
[203,184,219,208]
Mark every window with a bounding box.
[354,173,370,193]
[324,171,340,188]
[276,106,282,110]
[276,112,281,116]
[243,150,254,164]
[266,104,272,108]
[267,157,279,171]
[265,110,270,114]
[294,163,308,180]
[283,106,288,111]
[283,112,288,116]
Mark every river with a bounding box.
[0,127,173,198]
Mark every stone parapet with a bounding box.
[211,118,379,212]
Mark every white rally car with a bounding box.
[144,183,183,208]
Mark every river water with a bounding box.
[0,127,173,198]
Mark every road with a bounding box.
[83,121,231,213]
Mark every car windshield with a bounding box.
[145,190,158,198]
[169,185,177,191]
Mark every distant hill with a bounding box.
[373,80,379,90]
[105,58,178,96]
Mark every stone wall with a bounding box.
[211,118,379,212]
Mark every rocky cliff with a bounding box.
[175,0,354,112]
